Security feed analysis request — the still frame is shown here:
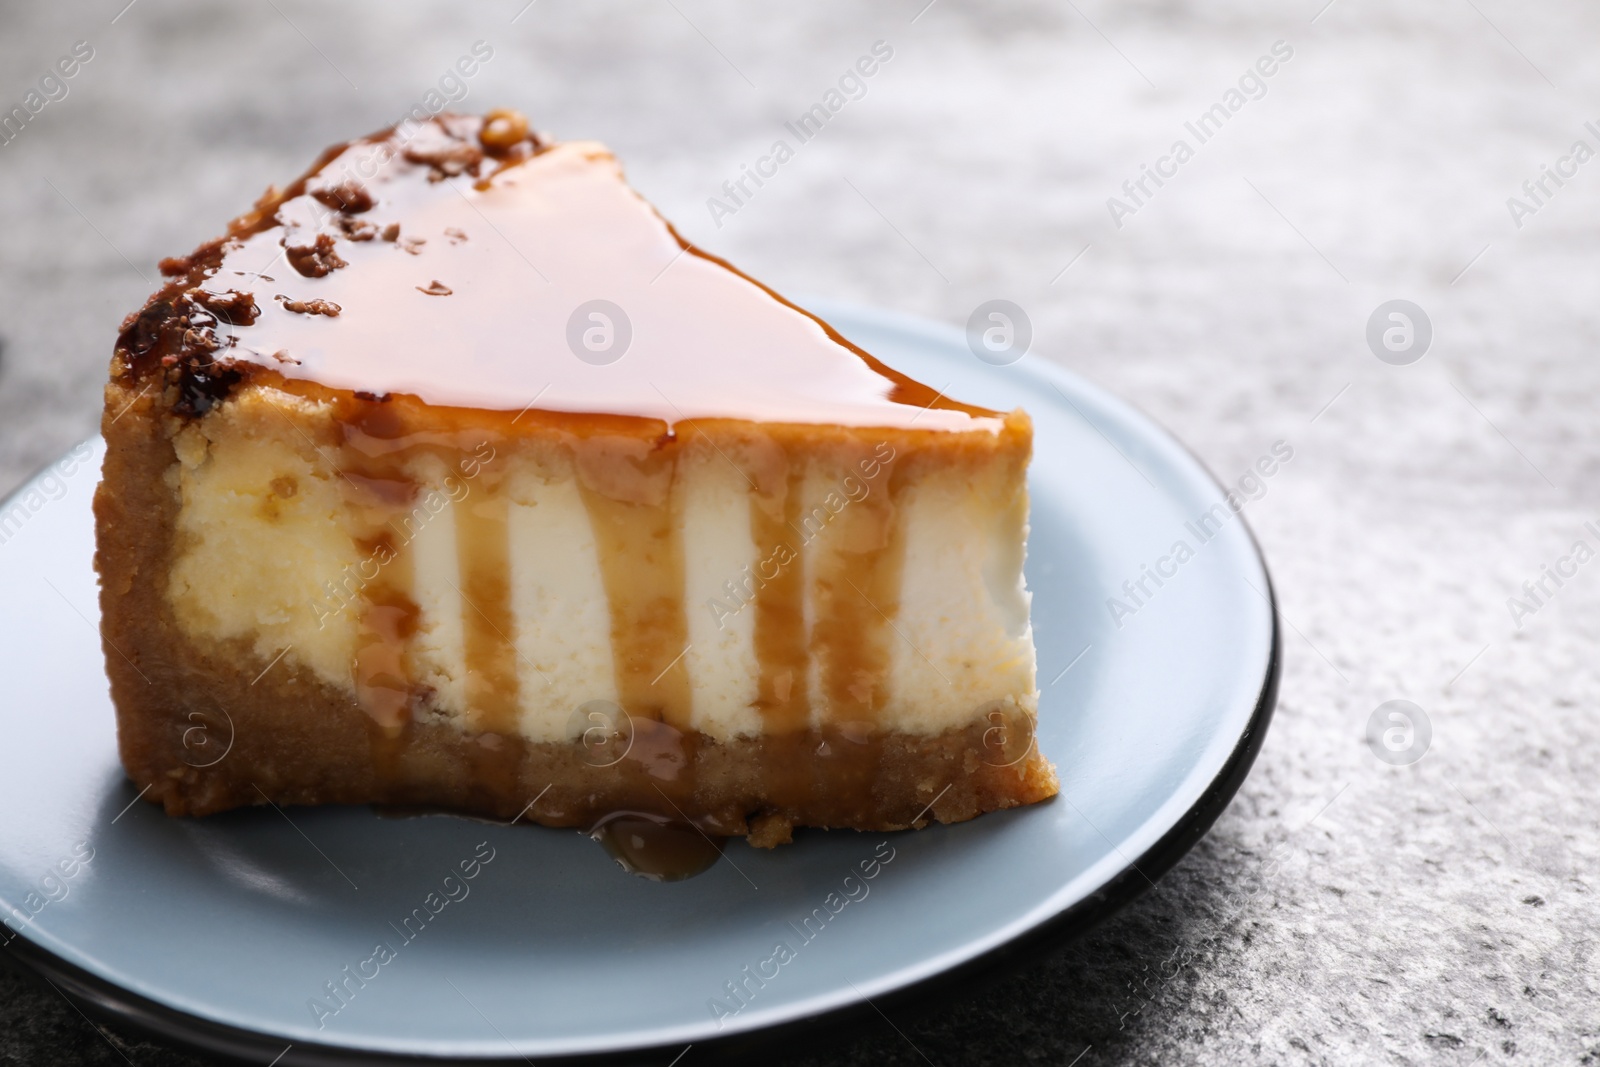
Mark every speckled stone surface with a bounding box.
[2,1,1598,1064]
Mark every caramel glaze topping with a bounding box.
[113,111,1001,431]
[114,112,1032,860]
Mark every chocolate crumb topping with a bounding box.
[111,112,562,420]
[120,301,174,357]
[192,289,260,326]
[286,233,348,278]
[311,181,374,214]
[340,216,378,242]
[278,296,342,317]
[116,290,251,417]
[479,109,533,155]
[403,134,483,181]
[181,326,220,352]
[174,361,243,418]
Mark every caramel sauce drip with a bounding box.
[316,400,920,853]
[810,445,906,727]
[588,811,724,882]
[369,803,722,882]
[332,395,527,791]
[351,544,418,735]
[749,458,811,735]
[456,486,521,734]
[320,418,1023,865]
[574,435,695,734]
[338,402,425,741]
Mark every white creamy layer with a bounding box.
[165,395,1036,743]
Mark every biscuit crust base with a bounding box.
[96,379,1057,848]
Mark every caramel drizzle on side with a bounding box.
[456,485,522,735]
[329,402,916,824]
[806,446,906,729]
[351,534,418,737]
[335,398,522,758]
[749,456,811,734]
[337,402,426,741]
[574,435,694,733]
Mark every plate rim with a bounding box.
[0,303,1281,1065]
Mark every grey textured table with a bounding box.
[3,2,1598,1064]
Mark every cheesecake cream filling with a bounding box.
[163,389,1036,744]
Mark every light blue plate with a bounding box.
[0,302,1277,1064]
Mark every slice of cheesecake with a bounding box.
[95,110,1055,847]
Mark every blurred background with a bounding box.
[3,1,1598,1063]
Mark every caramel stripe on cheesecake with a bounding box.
[749,455,812,735]
[456,484,522,735]
[350,535,418,738]
[335,396,525,753]
[574,434,695,733]
[808,445,906,730]
[746,444,815,816]
[327,400,920,826]
[802,447,906,818]
[337,400,425,741]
